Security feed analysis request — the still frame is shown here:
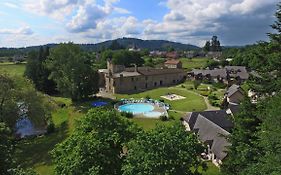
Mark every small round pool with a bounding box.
[118,103,154,114]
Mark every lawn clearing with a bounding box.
[180,58,209,71]
[115,87,207,112]
[0,62,26,76]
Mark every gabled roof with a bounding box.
[137,67,185,76]
[225,66,247,72]
[191,69,228,78]
[193,114,231,160]
[226,84,244,98]
[183,110,233,161]
[184,110,233,132]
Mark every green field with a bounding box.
[0,62,26,75]
[180,58,209,71]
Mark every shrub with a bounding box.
[181,85,186,88]
[169,115,175,120]
[145,95,151,99]
[159,99,165,103]
[199,91,210,96]
[160,115,168,121]
[193,80,201,90]
[57,101,66,108]
[46,117,55,134]
[213,82,226,89]
[121,111,134,118]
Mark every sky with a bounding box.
[0,0,279,47]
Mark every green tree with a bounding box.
[221,99,261,175]
[25,46,57,94]
[203,41,211,52]
[52,109,140,175]
[0,74,51,128]
[112,50,144,67]
[243,93,281,175]
[0,122,38,175]
[122,123,206,175]
[0,122,13,174]
[46,43,99,101]
[109,40,124,50]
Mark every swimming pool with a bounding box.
[118,103,154,114]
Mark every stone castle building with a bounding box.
[99,61,186,94]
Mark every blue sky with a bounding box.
[0,0,279,47]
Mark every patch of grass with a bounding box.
[115,87,206,112]
[180,58,209,71]
[202,162,221,175]
[0,62,26,76]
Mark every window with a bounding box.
[145,83,148,88]
[154,82,157,87]
[145,76,148,80]
[134,86,137,90]
[160,80,163,86]
[131,77,134,81]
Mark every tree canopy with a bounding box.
[51,109,141,175]
[25,46,57,94]
[46,43,99,101]
[0,73,52,128]
[122,123,206,175]
[222,3,281,175]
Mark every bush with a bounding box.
[121,111,134,118]
[193,80,201,90]
[159,99,165,103]
[57,101,66,108]
[181,85,186,88]
[187,86,194,90]
[199,91,210,96]
[145,95,151,99]
[208,93,219,101]
[46,117,55,134]
[169,115,175,120]
[213,82,226,89]
[160,115,168,121]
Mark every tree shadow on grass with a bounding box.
[15,121,69,168]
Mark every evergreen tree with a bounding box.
[25,46,57,94]
[203,41,211,52]
[221,98,261,175]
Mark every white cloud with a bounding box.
[0,26,34,35]
[67,3,108,32]
[230,0,278,14]
[3,2,19,9]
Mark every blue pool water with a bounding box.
[118,103,154,114]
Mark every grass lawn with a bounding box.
[180,58,209,71]
[202,162,221,175]
[115,87,206,112]
[0,62,26,76]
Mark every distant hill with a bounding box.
[88,37,200,51]
[0,38,200,57]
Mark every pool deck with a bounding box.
[134,105,166,119]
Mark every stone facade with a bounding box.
[101,61,186,94]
